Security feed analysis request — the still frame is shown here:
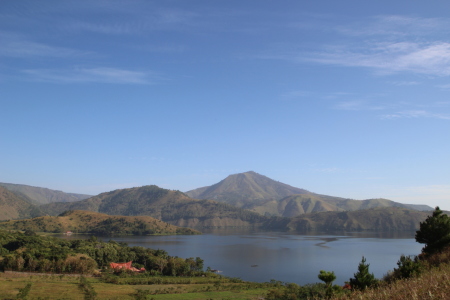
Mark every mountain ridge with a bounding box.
[0,182,92,205]
[40,185,290,229]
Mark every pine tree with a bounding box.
[415,206,450,255]
[349,256,377,290]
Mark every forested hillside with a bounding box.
[0,210,200,235]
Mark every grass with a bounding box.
[0,272,269,300]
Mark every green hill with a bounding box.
[186,171,433,217]
[0,186,43,220]
[40,185,289,229]
[0,210,200,235]
[0,182,92,205]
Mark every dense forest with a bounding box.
[0,230,204,277]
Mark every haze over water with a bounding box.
[64,230,423,285]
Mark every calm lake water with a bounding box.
[60,229,423,285]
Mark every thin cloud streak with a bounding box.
[335,100,388,111]
[22,67,157,84]
[382,110,450,120]
[259,15,450,77]
[307,42,450,76]
[335,15,448,37]
[0,32,87,58]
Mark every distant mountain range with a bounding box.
[39,185,288,229]
[0,172,435,231]
[186,171,433,217]
[0,182,92,205]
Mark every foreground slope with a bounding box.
[0,182,92,205]
[0,210,199,235]
[0,186,43,220]
[186,171,433,217]
[40,185,289,229]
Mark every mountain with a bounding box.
[40,185,289,229]
[186,171,433,217]
[186,171,309,208]
[0,210,200,235]
[286,207,430,231]
[0,186,43,220]
[36,185,432,232]
[0,182,92,205]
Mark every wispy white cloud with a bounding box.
[382,110,450,120]
[262,15,450,77]
[69,22,135,35]
[22,67,158,84]
[389,81,420,86]
[336,15,447,37]
[307,42,450,76]
[334,100,388,111]
[0,32,87,58]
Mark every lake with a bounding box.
[60,229,423,285]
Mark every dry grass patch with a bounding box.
[333,263,450,300]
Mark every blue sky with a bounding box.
[1,1,450,209]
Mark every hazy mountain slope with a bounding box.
[0,186,43,220]
[0,182,92,205]
[286,207,430,231]
[0,210,200,235]
[40,185,289,229]
[186,171,309,207]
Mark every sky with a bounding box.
[1,1,450,209]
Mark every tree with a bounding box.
[318,270,336,288]
[415,206,450,255]
[349,257,377,290]
[318,270,337,298]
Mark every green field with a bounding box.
[0,273,270,300]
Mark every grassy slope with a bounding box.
[0,210,200,235]
[333,247,450,300]
[0,182,92,205]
